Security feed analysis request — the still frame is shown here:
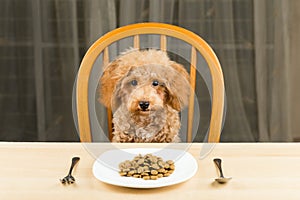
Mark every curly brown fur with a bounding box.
[99,49,190,142]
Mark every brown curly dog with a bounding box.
[99,49,190,142]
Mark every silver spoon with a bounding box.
[213,158,232,184]
[60,157,80,184]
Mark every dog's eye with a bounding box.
[152,80,159,86]
[130,80,138,86]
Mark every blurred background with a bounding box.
[1,0,300,142]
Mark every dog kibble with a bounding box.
[118,154,175,180]
[151,170,158,175]
[157,173,163,178]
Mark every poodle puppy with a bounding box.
[99,49,190,142]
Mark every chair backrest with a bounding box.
[76,23,224,143]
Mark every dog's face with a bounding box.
[113,65,173,114]
[99,49,191,113]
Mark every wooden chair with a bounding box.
[75,23,224,143]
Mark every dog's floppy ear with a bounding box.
[110,80,122,112]
[165,61,191,111]
[98,59,132,109]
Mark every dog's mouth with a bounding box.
[138,108,151,114]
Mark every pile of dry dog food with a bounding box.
[118,153,175,180]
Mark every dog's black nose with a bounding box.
[139,101,150,111]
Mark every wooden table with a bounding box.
[1,142,300,200]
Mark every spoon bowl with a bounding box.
[214,176,232,184]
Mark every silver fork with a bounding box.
[60,157,80,184]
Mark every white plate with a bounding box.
[92,148,198,188]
